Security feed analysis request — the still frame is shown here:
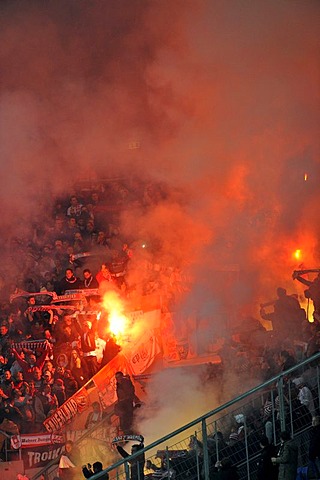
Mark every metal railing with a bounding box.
[31,410,117,480]
[85,352,320,480]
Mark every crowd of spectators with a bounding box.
[0,179,173,445]
[0,178,319,480]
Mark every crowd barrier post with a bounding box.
[201,418,210,480]
[287,380,294,437]
[277,376,286,432]
[271,388,277,445]
[214,420,219,463]
[243,417,250,480]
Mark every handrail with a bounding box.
[31,410,115,480]
[88,351,320,479]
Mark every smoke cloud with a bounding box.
[0,0,319,441]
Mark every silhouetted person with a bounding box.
[271,430,298,480]
[82,461,109,479]
[211,457,239,479]
[309,416,320,467]
[116,442,145,480]
[293,270,320,321]
[114,371,136,434]
[260,287,305,336]
[256,436,278,480]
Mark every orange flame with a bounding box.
[293,249,301,261]
[304,173,308,181]
[102,291,129,338]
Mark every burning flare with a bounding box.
[102,290,129,339]
[293,249,302,261]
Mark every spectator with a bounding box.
[116,440,145,480]
[57,268,83,295]
[52,378,66,406]
[114,371,136,434]
[12,371,29,393]
[69,348,87,387]
[0,322,13,358]
[59,440,81,480]
[82,269,99,290]
[66,196,83,218]
[42,370,54,387]
[78,320,99,378]
[279,350,296,373]
[32,390,47,431]
[12,345,49,382]
[32,367,45,392]
[0,397,23,433]
[63,370,78,398]
[82,462,109,480]
[0,369,14,398]
[256,435,278,480]
[309,416,320,466]
[211,457,239,480]
[85,401,102,430]
[11,388,35,433]
[295,378,316,420]
[293,270,320,321]
[271,430,298,480]
[96,264,113,290]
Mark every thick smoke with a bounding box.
[0,0,319,440]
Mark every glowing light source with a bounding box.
[293,249,301,261]
[108,311,128,336]
[102,291,129,338]
[304,173,308,181]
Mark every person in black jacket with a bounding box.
[82,461,109,479]
[211,457,239,480]
[116,442,145,480]
[309,416,320,468]
[256,436,278,480]
[115,371,136,434]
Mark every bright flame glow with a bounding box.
[102,291,129,338]
[293,249,302,261]
[108,311,128,336]
[304,172,308,181]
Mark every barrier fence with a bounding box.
[31,351,320,480]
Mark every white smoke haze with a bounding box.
[0,0,319,443]
[134,367,219,444]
